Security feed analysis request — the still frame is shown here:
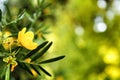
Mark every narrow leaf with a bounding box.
[0,61,7,78]
[38,66,52,76]
[5,65,10,80]
[13,46,21,56]
[43,3,51,9]
[41,35,46,40]
[17,10,25,20]
[0,44,6,52]
[8,33,18,37]
[0,67,6,78]
[39,56,65,64]
[38,0,45,6]
[4,3,12,19]
[18,62,33,76]
[24,64,33,75]
[31,42,52,62]
[25,12,34,22]
[30,64,41,75]
[23,41,48,59]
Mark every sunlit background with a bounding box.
[0,0,120,80]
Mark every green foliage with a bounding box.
[39,56,65,64]
[31,42,53,61]
[23,41,49,59]
[16,41,64,77]
[5,65,10,80]
[0,0,65,80]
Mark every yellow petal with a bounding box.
[18,27,26,42]
[18,27,38,50]
[24,31,34,41]
[21,39,38,50]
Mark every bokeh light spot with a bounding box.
[112,0,120,14]
[93,22,107,33]
[97,0,107,9]
[105,66,120,78]
[106,10,115,20]
[75,26,84,36]
[103,48,119,64]
[94,16,103,23]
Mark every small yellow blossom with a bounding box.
[31,68,38,76]
[1,31,19,50]
[3,56,18,72]
[18,27,38,50]
[3,31,11,38]
[3,56,17,64]
[2,37,17,50]
[11,64,17,72]
[24,58,31,63]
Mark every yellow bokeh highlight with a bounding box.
[103,48,119,64]
[98,46,119,64]
[105,66,120,78]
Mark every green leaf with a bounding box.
[24,64,34,75]
[18,62,33,76]
[6,10,25,26]
[38,0,45,6]
[8,33,18,37]
[23,41,48,59]
[39,56,65,64]
[30,64,41,75]
[5,65,10,80]
[41,35,46,40]
[31,42,53,62]
[0,63,6,78]
[38,66,52,76]
[0,44,6,52]
[25,12,34,22]
[13,47,21,57]
[43,3,51,9]
[0,9,2,22]
[17,10,25,20]
[0,67,6,78]
[4,3,12,19]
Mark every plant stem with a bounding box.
[5,64,10,80]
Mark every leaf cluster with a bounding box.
[0,0,65,79]
[17,41,65,76]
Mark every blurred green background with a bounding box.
[1,0,120,80]
[45,0,120,80]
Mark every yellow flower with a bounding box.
[1,31,19,50]
[2,37,15,50]
[3,56,18,72]
[24,58,31,63]
[18,27,38,50]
